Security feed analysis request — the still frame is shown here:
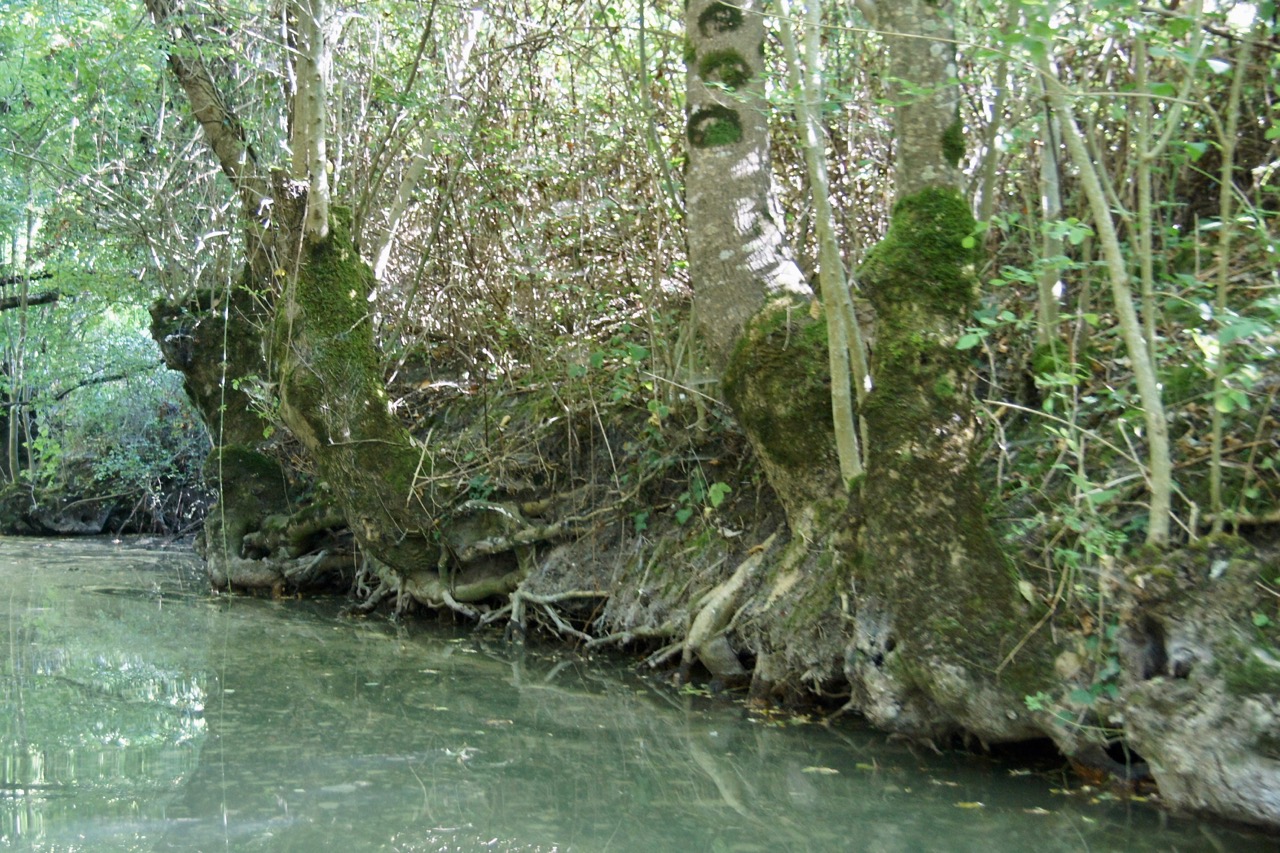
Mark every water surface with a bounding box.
[1,537,1274,851]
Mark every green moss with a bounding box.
[932,374,956,399]
[722,303,834,469]
[1225,648,1280,696]
[860,186,978,318]
[942,115,965,168]
[697,1,743,38]
[205,445,285,492]
[270,207,431,572]
[687,106,743,148]
[698,48,752,89]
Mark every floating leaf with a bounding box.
[955,801,985,809]
[802,766,840,775]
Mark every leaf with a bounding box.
[802,766,840,775]
[707,482,731,508]
[1183,140,1209,161]
[1017,579,1037,604]
[1220,318,1267,345]
[956,333,984,350]
[954,801,985,809]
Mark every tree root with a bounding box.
[679,532,778,683]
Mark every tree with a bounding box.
[684,0,845,529]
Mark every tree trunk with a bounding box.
[684,0,810,369]
[684,0,845,527]
[849,0,1045,740]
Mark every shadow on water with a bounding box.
[3,537,1278,852]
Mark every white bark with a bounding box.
[685,0,809,366]
[292,0,331,240]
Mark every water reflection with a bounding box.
[2,538,1276,852]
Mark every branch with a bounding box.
[0,291,59,312]
[0,270,53,289]
[1138,5,1280,53]
[142,0,269,218]
[50,360,165,402]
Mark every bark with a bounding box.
[272,207,440,577]
[291,0,331,240]
[775,0,868,485]
[684,0,843,528]
[684,0,810,370]
[848,0,1040,740]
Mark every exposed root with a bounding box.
[441,589,481,619]
[680,532,778,682]
[482,587,610,642]
[586,623,680,650]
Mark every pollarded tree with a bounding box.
[142,0,552,602]
[684,0,1045,738]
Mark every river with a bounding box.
[1,537,1274,851]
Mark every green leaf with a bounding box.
[1183,140,1209,161]
[1220,318,1267,345]
[956,333,984,350]
[707,482,731,508]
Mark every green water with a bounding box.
[1,538,1274,852]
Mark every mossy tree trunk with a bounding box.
[149,279,296,587]
[684,0,1048,737]
[684,0,844,528]
[845,0,1042,739]
[271,204,440,577]
[144,0,445,595]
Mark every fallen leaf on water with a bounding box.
[954,801,985,809]
[802,766,840,775]
[855,762,877,772]
[1023,807,1052,815]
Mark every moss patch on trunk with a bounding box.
[273,209,439,576]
